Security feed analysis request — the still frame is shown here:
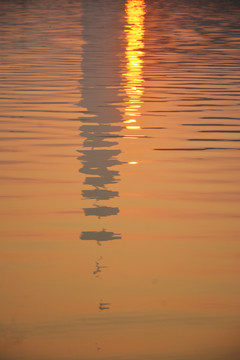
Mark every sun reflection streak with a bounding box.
[126,125,141,129]
[124,0,145,125]
[124,119,136,123]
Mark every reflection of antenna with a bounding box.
[93,257,108,277]
[96,342,102,351]
[99,300,111,311]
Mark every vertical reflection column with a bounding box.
[78,1,125,315]
[79,1,123,246]
[124,0,145,132]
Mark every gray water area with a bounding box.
[0,0,240,359]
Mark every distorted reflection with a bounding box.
[79,1,123,245]
[78,124,122,242]
[83,205,119,218]
[82,188,119,201]
[124,0,145,126]
[93,257,108,278]
[96,343,102,352]
[99,301,111,311]
[80,229,121,246]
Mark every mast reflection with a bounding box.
[93,257,108,278]
[99,301,111,311]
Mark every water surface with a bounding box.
[0,0,240,359]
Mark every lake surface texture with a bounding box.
[0,0,240,359]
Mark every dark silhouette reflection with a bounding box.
[93,257,108,277]
[83,205,119,219]
[79,0,124,244]
[82,189,119,201]
[96,343,102,351]
[79,124,122,148]
[81,229,121,246]
[99,301,111,311]
[78,127,123,236]
[78,149,122,188]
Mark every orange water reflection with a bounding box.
[1,0,240,359]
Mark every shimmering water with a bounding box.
[0,0,240,359]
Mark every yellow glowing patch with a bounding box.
[126,126,141,129]
[124,0,145,122]
[124,119,136,123]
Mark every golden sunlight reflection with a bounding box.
[126,125,141,129]
[124,0,145,127]
[124,119,136,123]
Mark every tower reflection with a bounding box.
[78,128,122,243]
[79,0,123,246]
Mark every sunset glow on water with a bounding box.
[0,0,240,359]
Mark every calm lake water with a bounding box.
[1,0,240,359]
